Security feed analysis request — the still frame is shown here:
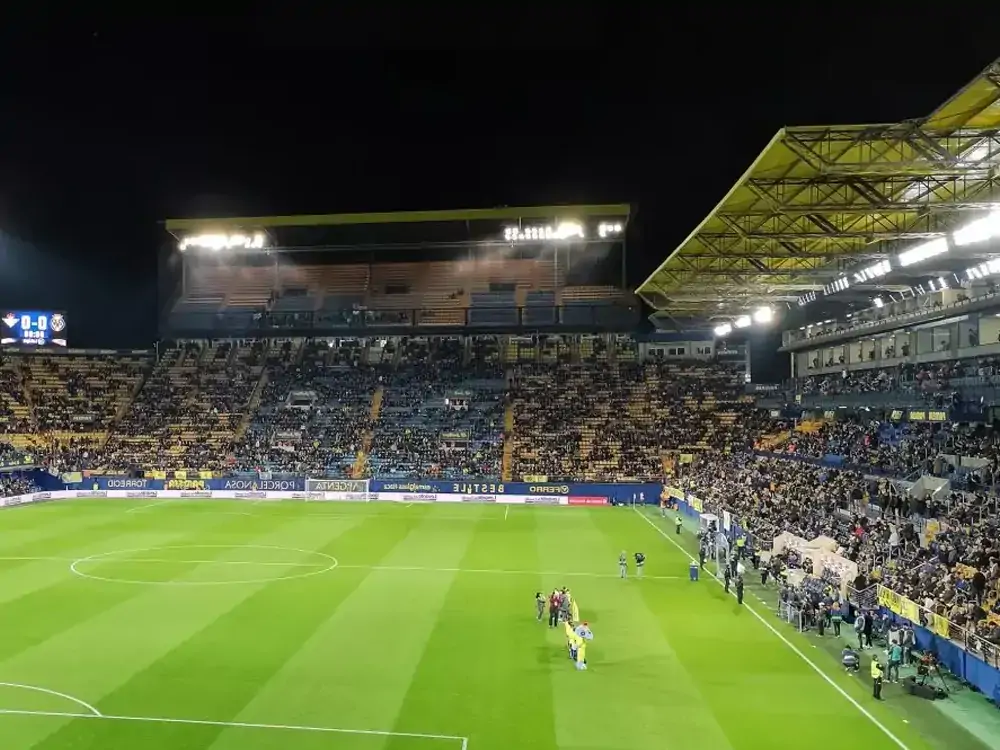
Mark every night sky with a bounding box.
[0,15,997,355]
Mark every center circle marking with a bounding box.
[68,544,339,586]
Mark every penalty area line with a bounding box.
[0,708,467,746]
[632,507,911,750]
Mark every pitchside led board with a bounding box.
[0,311,68,347]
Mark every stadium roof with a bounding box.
[637,59,1000,321]
[166,204,631,253]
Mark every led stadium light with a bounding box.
[752,306,773,324]
[852,259,891,284]
[952,211,1000,247]
[503,222,585,243]
[713,323,732,337]
[897,237,948,267]
[734,315,751,329]
[873,297,884,308]
[965,258,1000,281]
[823,276,851,296]
[597,222,624,238]
[797,291,817,306]
[179,232,266,252]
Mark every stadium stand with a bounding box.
[0,357,32,436]
[232,339,384,477]
[23,354,148,433]
[508,359,754,482]
[101,342,266,472]
[367,337,504,479]
[167,255,638,334]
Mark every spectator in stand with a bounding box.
[0,473,40,498]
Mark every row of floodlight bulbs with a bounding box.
[502,221,623,243]
[713,306,773,337]
[797,210,1000,306]
[178,232,267,251]
[871,276,954,309]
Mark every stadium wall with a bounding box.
[58,477,663,506]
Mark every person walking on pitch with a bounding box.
[634,551,645,578]
[535,592,546,622]
[548,590,561,628]
[619,551,628,579]
[736,575,744,605]
[675,515,683,535]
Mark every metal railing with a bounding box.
[876,583,1000,670]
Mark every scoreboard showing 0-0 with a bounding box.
[0,311,68,347]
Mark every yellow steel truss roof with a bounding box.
[637,59,1000,317]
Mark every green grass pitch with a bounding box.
[0,499,961,749]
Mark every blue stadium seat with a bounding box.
[469,292,517,326]
[523,291,556,325]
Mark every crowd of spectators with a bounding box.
[509,360,755,482]
[101,342,263,471]
[783,416,1000,485]
[0,359,33,434]
[797,355,1000,403]
[233,340,384,476]
[23,355,149,433]
[675,446,1000,651]
[367,337,504,479]
[0,473,40,497]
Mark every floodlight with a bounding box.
[897,238,948,267]
[952,211,1000,247]
[752,306,773,324]
[734,315,751,329]
[853,259,892,284]
[503,221,585,243]
[713,323,732,337]
[179,232,266,252]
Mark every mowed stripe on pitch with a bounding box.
[17,513,462,750]
[390,510,561,750]
[0,514,382,750]
[542,510,735,750]
[203,515,480,748]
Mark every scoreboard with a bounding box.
[1,311,68,347]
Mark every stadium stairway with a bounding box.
[501,400,515,481]
[354,385,384,476]
[235,370,269,442]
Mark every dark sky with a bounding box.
[0,13,998,350]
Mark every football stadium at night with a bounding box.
[2,54,1000,750]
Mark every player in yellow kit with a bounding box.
[564,620,582,660]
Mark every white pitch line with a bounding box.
[0,708,466,745]
[85,558,328,568]
[0,683,101,716]
[504,505,509,520]
[0,555,683,581]
[124,500,174,514]
[0,556,326,568]
[632,508,910,750]
[345,564,682,581]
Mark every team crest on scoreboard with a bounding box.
[50,314,66,332]
[1,313,15,329]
